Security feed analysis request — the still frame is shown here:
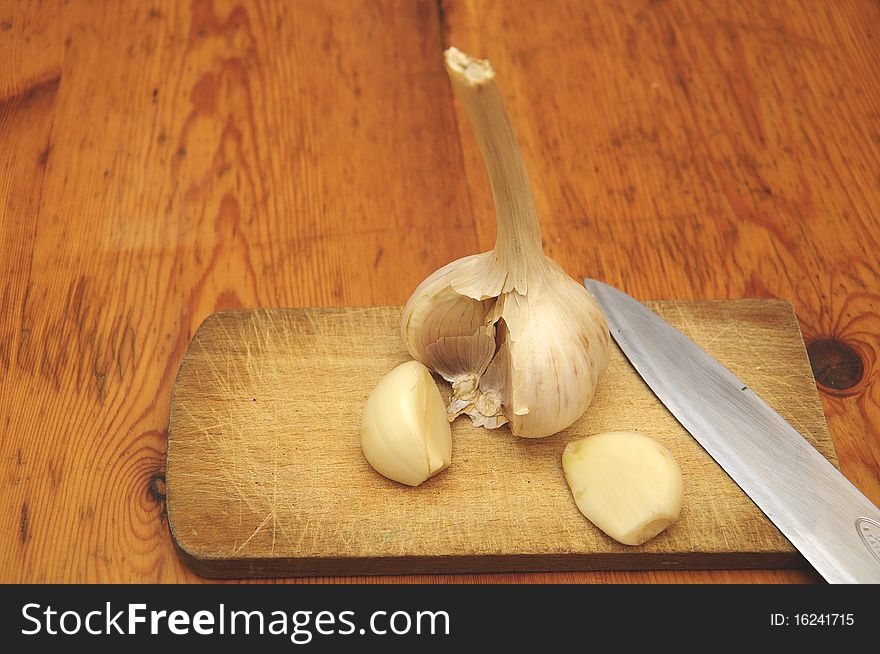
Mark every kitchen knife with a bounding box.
[583,278,880,584]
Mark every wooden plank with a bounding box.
[166,300,835,577]
[0,1,66,584]
[0,0,473,583]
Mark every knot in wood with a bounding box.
[807,339,864,391]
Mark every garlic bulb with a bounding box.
[562,432,684,545]
[401,48,610,438]
[361,361,453,486]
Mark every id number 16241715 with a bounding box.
[771,613,855,627]
[796,614,854,626]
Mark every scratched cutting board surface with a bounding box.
[165,300,835,578]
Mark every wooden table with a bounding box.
[1,0,877,584]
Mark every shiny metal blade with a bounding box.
[584,278,880,583]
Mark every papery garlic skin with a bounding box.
[401,47,610,438]
[562,431,684,546]
[361,361,452,486]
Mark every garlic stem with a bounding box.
[445,48,544,289]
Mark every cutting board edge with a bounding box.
[172,542,808,579]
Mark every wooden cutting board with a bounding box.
[165,300,835,578]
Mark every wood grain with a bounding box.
[166,301,834,577]
[0,0,877,583]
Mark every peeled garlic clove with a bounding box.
[360,361,453,487]
[562,431,684,545]
[401,48,610,438]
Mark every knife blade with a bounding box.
[583,278,880,584]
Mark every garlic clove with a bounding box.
[562,431,684,545]
[360,361,453,486]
